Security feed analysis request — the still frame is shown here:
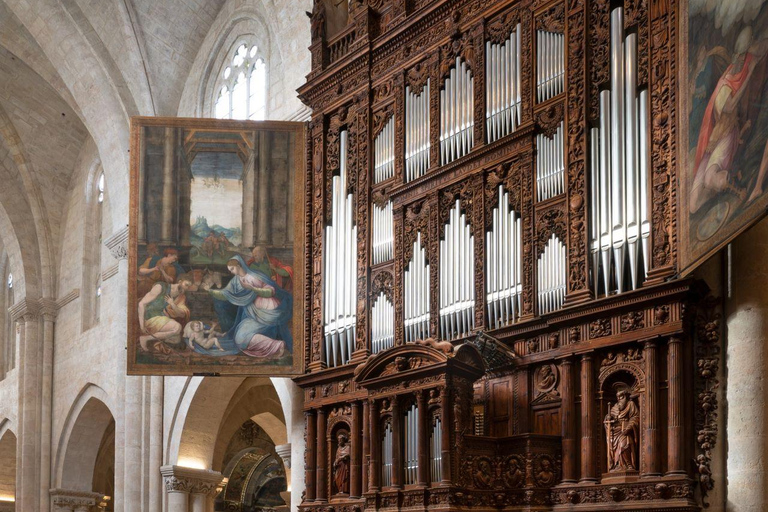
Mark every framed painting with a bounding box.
[679,0,768,274]
[128,117,306,375]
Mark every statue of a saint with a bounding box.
[333,432,351,494]
[603,384,639,471]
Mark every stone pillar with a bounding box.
[149,376,164,512]
[560,357,577,483]
[666,336,685,475]
[161,466,225,512]
[580,353,597,483]
[241,151,257,248]
[316,409,328,502]
[40,305,55,512]
[305,411,316,501]
[440,388,451,485]
[416,391,428,487]
[643,339,661,477]
[256,131,271,244]
[368,399,380,492]
[350,401,362,498]
[160,127,176,245]
[391,399,402,488]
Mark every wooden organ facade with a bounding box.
[296,0,717,510]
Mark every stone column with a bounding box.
[644,339,661,477]
[316,409,328,502]
[391,399,402,488]
[149,376,164,512]
[241,150,257,248]
[161,466,225,512]
[368,399,380,492]
[256,131,271,244]
[160,127,176,245]
[350,401,362,498]
[416,391,428,487]
[40,304,56,512]
[666,336,685,475]
[305,411,316,501]
[580,353,597,483]
[560,357,577,483]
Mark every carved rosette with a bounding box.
[536,2,565,33]
[536,102,565,138]
[535,205,567,257]
[371,270,394,303]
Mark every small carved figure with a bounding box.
[535,457,556,487]
[333,432,351,494]
[536,365,557,393]
[503,457,524,488]
[604,383,640,471]
[415,337,454,354]
[473,458,493,489]
[695,454,713,492]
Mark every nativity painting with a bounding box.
[128,118,305,375]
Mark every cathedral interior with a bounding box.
[0,0,767,511]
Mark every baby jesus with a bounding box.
[183,320,226,351]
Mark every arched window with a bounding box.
[214,43,268,121]
[83,167,105,331]
[0,261,14,381]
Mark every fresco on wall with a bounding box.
[128,118,305,375]
[680,0,768,273]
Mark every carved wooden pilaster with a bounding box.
[521,151,536,319]
[428,193,440,339]
[309,117,328,371]
[471,22,486,147]
[316,408,328,501]
[350,401,363,498]
[394,73,406,185]
[580,353,597,483]
[305,410,317,501]
[369,399,381,491]
[560,357,577,483]
[391,398,403,488]
[362,399,369,492]
[472,172,486,330]
[667,336,685,475]
[417,390,429,487]
[644,339,661,477]
[440,387,452,485]
[393,205,405,345]
[428,53,440,173]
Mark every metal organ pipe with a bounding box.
[404,232,430,342]
[537,234,566,315]
[372,200,393,264]
[439,200,475,340]
[431,418,442,483]
[371,292,394,354]
[486,185,522,329]
[374,117,395,183]
[405,404,418,485]
[486,24,521,143]
[536,121,565,201]
[440,57,474,165]
[536,29,564,103]
[589,5,650,296]
[323,130,357,367]
[406,80,431,182]
[382,423,393,487]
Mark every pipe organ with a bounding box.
[439,200,475,340]
[440,57,474,165]
[298,0,709,510]
[486,24,522,143]
[589,6,651,296]
[405,81,431,181]
[323,130,357,368]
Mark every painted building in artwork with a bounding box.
[0,0,764,511]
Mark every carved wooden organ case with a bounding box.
[296,0,718,510]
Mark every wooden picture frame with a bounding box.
[678,0,768,275]
[128,117,306,376]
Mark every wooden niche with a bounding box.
[296,0,717,510]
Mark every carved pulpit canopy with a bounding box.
[354,341,485,390]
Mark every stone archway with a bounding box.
[0,422,17,509]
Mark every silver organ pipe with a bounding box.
[374,117,395,183]
[371,292,394,354]
[535,120,565,201]
[372,200,394,264]
[405,79,431,182]
[486,24,522,143]
[440,57,474,165]
[486,185,523,329]
[439,200,475,340]
[537,234,566,315]
[589,6,650,296]
[536,29,565,103]
[430,418,442,483]
[405,404,419,485]
[323,130,357,367]
[404,232,430,342]
[382,423,393,487]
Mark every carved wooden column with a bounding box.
[440,388,451,485]
[160,127,176,244]
[369,399,381,491]
[644,339,661,476]
[391,398,403,488]
[316,408,328,501]
[305,410,317,501]
[560,357,577,483]
[350,401,362,498]
[362,399,369,492]
[667,336,685,475]
[417,391,428,487]
[580,353,597,482]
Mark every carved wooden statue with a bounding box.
[333,431,351,494]
[604,384,639,471]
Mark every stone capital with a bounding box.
[275,443,292,469]
[104,227,129,261]
[49,488,109,510]
[160,465,227,496]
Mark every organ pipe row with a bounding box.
[537,234,566,315]
[486,186,523,329]
[536,121,565,201]
[382,423,393,487]
[371,292,394,354]
[374,117,395,183]
[430,419,443,482]
[536,30,564,102]
[405,404,419,485]
[486,24,522,143]
[589,6,650,296]
[440,57,475,165]
[439,200,475,340]
[372,200,394,264]
[405,80,431,181]
[323,130,357,367]
[404,232,430,342]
